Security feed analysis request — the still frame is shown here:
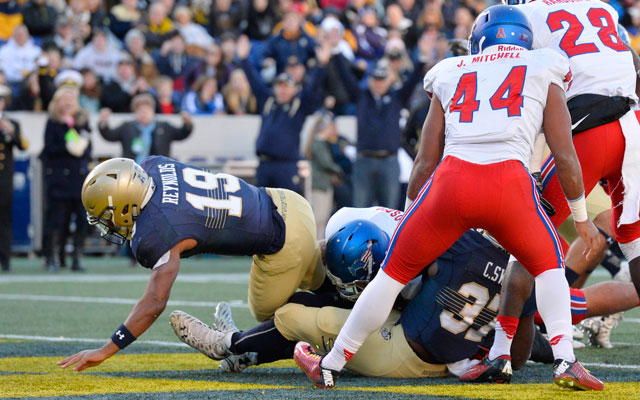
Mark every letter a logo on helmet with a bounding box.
[497,28,506,38]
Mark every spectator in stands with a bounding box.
[183,43,228,92]
[173,5,213,56]
[98,93,192,161]
[22,0,58,38]
[354,6,387,61]
[222,69,257,115]
[209,0,244,38]
[237,35,330,193]
[0,25,42,92]
[0,0,24,41]
[305,110,343,239]
[86,0,107,32]
[333,38,429,208]
[284,55,306,84]
[64,0,91,46]
[181,75,225,114]
[12,45,59,111]
[153,33,194,88]
[154,75,180,114]
[244,0,278,41]
[79,68,101,113]
[108,0,141,40]
[73,28,121,81]
[385,3,417,49]
[124,29,158,82]
[398,0,422,29]
[51,17,77,62]
[261,9,317,74]
[384,38,412,88]
[41,86,91,272]
[143,2,176,49]
[219,32,240,72]
[100,55,150,113]
[453,6,474,40]
[0,85,28,272]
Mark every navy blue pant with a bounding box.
[353,155,400,208]
[256,160,302,194]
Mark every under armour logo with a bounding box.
[115,330,125,340]
[496,28,506,38]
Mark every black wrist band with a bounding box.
[111,324,137,349]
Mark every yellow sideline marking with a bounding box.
[0,353,297,373]
[343,382,640,399]
[0,375,298,398]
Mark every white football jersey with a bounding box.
[520,0,637,102]
[325,207,402,240]
[424,47,570,166]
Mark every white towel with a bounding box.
[617,110,640,226]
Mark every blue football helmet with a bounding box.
[325,219,390,301]
[618,23,631,48]
[501,0,530,4]
[468,5,533,55]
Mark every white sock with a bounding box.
[534,269,575,362]
[488,316,518,360]
[320,271,405,371]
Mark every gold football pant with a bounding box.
[248,188,326,322]
[274,303,448,378]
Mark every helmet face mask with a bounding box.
[87,207,131,245]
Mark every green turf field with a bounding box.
[1,256,639,399]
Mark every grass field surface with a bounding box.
[1,256,639,399]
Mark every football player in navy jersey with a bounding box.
[57,156,326,371]
[169,211,638,378]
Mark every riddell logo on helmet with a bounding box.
[497,45,522,51]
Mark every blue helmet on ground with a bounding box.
[325,219,390,301]
[468,5,533,55]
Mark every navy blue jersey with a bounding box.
[399,230,535,364]
[131,156,285,269]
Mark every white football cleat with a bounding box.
[219,352,259,372]
[580,312,623,349]
[572,325,584,341]
[170,310,233,360]
[213,302,239,333]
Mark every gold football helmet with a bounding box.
[81,158,155,245]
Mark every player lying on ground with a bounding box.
[171,207,639,378]
[58,156,326,371]
[493,0,640,377]
[295,5,605,391]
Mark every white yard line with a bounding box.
[0,273,250,284]
[0,293,248,308]
[582,362,640,370]
[0,334,186,347]
[622,318,640,324]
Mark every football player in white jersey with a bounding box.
[502,0,640,316]
[294,5,604,391]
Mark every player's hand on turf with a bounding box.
[57,348,112,371]
[574,219,605,261]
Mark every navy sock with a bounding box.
[601,249,622,277]
[229,319,296,364]
[565,267,580,286]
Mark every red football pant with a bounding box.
[541,110,640,245]
[383,156,565,284]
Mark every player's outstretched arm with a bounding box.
[407,95,445,201]
[542,84,604,260]
[57,241,192,371]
